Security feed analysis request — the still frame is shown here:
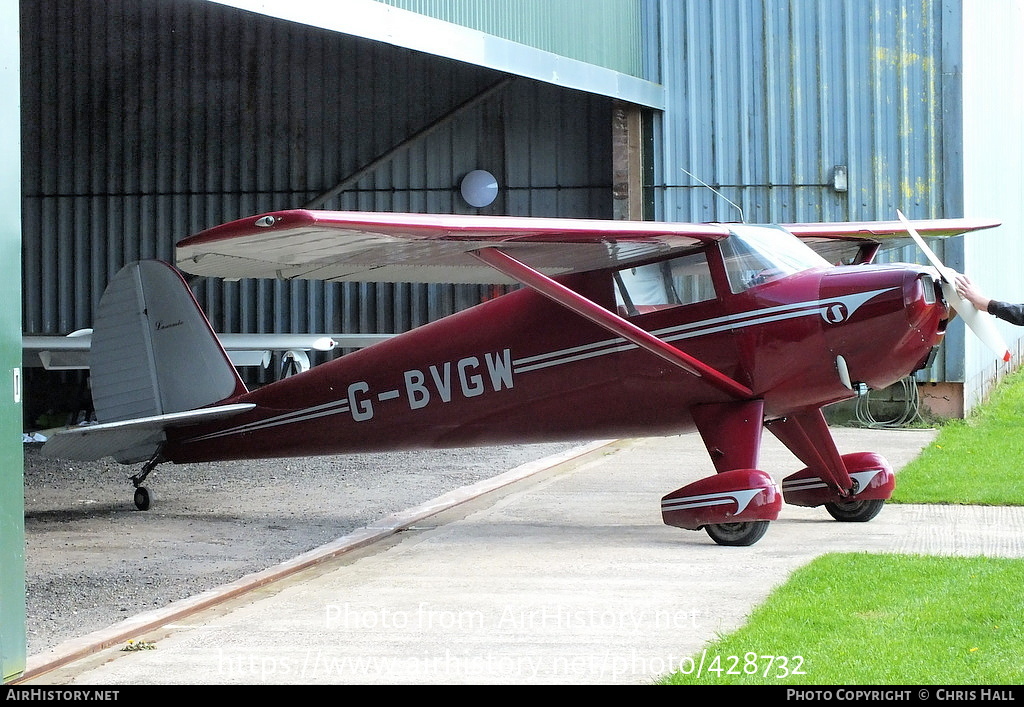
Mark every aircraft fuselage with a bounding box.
[165,238,946,463]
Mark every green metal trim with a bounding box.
[380,0,646,78]
[209,0,664,108]
[1,0,24,683]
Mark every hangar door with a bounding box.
[21,0,618,406]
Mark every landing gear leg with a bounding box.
[767,412,894,521]
[660,401,781,546]
[130,448,164,511]
[764,408,853,492]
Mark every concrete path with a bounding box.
[19,427,1024,684]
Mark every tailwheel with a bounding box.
[825,498,884,522]
[130,447,163,511]
[704,520,770,547]
[133,486,152,511]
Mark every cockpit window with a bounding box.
[720,225,831,293]
[614,251,715,316]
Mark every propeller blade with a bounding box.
[897,210,1011,363]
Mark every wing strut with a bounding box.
[471,247,753,400]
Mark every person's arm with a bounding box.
[955,274,1024,325]
[986,300,1024,326]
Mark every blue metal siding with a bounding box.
[656,0,953,226]
[652,0,963,384]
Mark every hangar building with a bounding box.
[3,0,1022,681]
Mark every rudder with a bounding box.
[90,260,247,423]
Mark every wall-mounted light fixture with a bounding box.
[460,169,499,208]
[832,165,848,193]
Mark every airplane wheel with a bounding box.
[824,498,884,522]
[705,520,769,546]
[134,486,151,511]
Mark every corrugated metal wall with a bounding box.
[655,0,954,226]
[21,0,614,359]
[653,0,961,382]
[378,0,647,78]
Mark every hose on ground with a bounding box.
[854,376,923,428]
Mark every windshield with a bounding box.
[720,225,830,293]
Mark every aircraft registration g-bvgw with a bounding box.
[41,209,1004,545]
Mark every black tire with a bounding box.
[704,520,770,546]
[825,498,884,522]
[134,486,151,511]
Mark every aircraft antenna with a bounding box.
[680,168,745,223]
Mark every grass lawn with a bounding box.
[657,553,1024,685]
[660,370,1024,685]
[892,369,1024,505]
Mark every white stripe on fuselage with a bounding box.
[514,288,894,374]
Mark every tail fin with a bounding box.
[90,260,247,423]
[42,261,252,463]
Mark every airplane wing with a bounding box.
[175,210,731,284]
[22,330,93,370]
[783,217,1001,264]
[783,217,1001,238]
[23,330,394,370]
[176,210,1000,283]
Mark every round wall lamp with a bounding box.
[460,169,499,208]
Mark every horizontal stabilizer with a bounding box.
[41,403,255,464]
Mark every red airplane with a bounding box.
[41,210,1002,545]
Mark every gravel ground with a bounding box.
[21,441,578,656]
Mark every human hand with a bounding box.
[954,273,990,311]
